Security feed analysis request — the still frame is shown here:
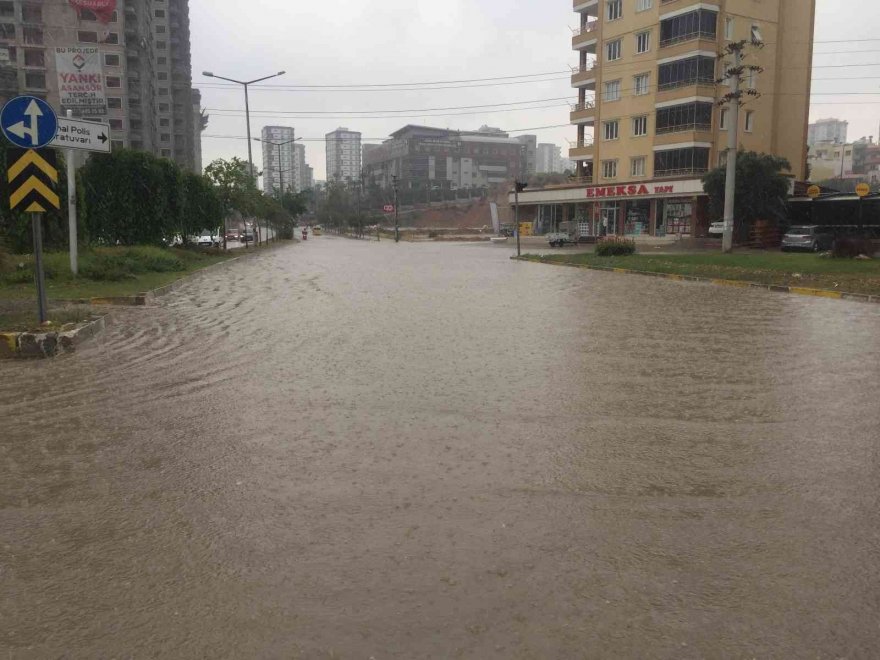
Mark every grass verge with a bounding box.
[0,246,236,302]
[521,252,880,297]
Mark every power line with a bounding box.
[205,96,578,115]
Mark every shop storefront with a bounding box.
[509,178,710,239]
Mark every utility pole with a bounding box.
[392,175,400,243]
[718,39,762,254]
[65,109,78,276]
[514,181,527,258]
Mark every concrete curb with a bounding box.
[514,257,880,304]
[0,314,108,359]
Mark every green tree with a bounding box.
[204,157,260,218]
[702,151,791,242]
[79,149,176,246]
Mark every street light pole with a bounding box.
[203,69,286,248]
[392,175,400,243]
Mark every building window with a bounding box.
[159,87,169,96]
[156,41,166,49]
[719,151,728,167]
[631,156,646,177]
[78,30,98,43]
[745,111,755,132]
[161,149,172,158]
[633,73,650,96]
[159,103,170,112]
[636,31,650,54]
[109,118,123,130]
[602,160,618,179]
[155,9,166,17]
[603,120,619,141]
[107,97,122,109]
[104,53,120,67]
[636,0,652,11]
[106,76,121,88]
[751,24,763,43]
[156,25,166,34]
[656,101,713,134]
[632,115,648,137]
[159,118,170,127]
[21,4,41,22]
[157,57,167,65]
[725,16,735,40]
[653,147,710,177]
[79,9,117,22]
[161,133,171,142]
[0,3,12,18]
[23,49,44,67]
[22,26,42,44]
[659,9,718,48]
[719,107,728,130]
[111,140,124,151]
[606,39,621,61]
[658,55,716,90]
[746,67,757,89]
[606,0,622,21]
[0,23,13,40]
[101,32,119,45]
[603,79,621,102]
[24,72,46,89]
[157,71,168,81]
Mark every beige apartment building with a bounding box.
[514,0,814,238]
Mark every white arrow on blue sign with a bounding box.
[1,95,58,149]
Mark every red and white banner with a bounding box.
[68,0,117,24]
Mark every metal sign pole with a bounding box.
[31,212,48,324]
[65,109,78,276]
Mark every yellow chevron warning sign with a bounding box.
[7,147,59,212]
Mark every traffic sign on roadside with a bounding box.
[1,96,58,149]
[7,148,60,212]
[383,204,395,213]
[806,185,821,199]
[855,182,871,198]
[51,116,111,153]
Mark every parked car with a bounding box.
[781,225,835,252]
[225,229,242,242]
[547,232,575,248]
[708,221,725,237]
[198,234,220,247]
[242,230,255,243]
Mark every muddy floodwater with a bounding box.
[2,238,880,658]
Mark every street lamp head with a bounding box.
[202,71,214,77]
[277,71,286,76]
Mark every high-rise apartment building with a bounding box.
[325,127,361,181]
[151,0,199,170]
[513,0,814,238]
[0,0,200,167]
[537,143,573,174]
[808,118,849,146]
[261,125,296,195]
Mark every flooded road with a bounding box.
[3,237,880,658]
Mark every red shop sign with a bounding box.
[585,184,677,199]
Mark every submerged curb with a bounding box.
[0,315,108,360]
[514,257,879,304]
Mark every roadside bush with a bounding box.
[81,253,140,281]
[832,236,876,259]
[596,237,637,257]
[124,246,184,272]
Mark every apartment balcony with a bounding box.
[570,61,598,89]
[568,138,595,160]
[570,100,596,125]
[573,0,599,14]
[571,21,599,51]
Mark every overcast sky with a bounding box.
[192,0,880,181]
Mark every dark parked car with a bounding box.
[242,230,255,243]
[781,225,835,252]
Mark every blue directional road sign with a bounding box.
[0,96,58,149]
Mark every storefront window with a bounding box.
[664,200,693,235]
[625,200,651,235]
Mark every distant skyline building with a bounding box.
[808,118,849,146]
[325,127,362,181]
[537,143,572,174]
[362,124,530,191]
[261,126,296,194]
